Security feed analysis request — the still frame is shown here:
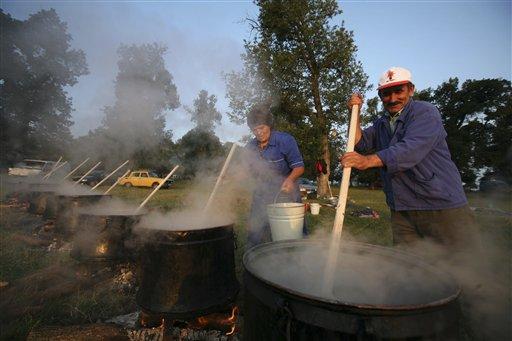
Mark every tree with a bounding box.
[225,0,369,196]
[416,78,511,188]
[176,128,225,177]
[186,90,222,132]
[97,43,180,169]
[0,9,88,165]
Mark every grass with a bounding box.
[0,177,510,340]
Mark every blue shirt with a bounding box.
[246,130,305,203]
[355,99,467,211]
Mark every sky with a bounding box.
[2,0,511,143]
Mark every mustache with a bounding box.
[386,101,400,106]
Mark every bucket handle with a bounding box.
[273,189,293,204]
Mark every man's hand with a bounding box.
[340,152,383,170]
[281,177,295,193]
[348,93,363,110]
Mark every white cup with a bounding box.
[310,203,320,215]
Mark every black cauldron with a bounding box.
[71,210,146,261]
[136,223,239,319]
[55,193,110,236]
[243,240,461,340]
[26,183,60,218]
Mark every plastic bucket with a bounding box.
[267,203,305,241]
[310,203,320,215]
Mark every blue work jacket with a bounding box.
[355,99,467,211]
[246,131,305,204]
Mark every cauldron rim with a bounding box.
[243,239,461,312]
[136,221,235,233]
[77,210,147,217]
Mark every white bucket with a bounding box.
[310,203,320,215]
[267,203,305,241]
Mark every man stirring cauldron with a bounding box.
[341,67,478,249]
[245,104,305,248]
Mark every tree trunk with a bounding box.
[317,132,331,197]
[310,71,331,198]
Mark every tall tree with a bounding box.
[98,43,180,168]
[225,0,369,196]
[415,78,511,188]
[176,128,225,177]
[0,9,88,165]
[186,90,222,132]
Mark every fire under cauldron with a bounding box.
[71,210,146,261]
[55,193,110,237]
[243,240,461,340]
[136,223,239,319]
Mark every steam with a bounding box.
[248,225,511,339]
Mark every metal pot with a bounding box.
[243,240,461,340]
[26,183,60,217]
[136,223,239,319]
[71,211,146,261]
[55,194,110,237]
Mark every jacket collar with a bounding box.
[385,98,414,123]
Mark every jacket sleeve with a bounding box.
[376,106,446,174]
[281,134,305,169]
[355,125,377,153]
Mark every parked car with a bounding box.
[118,170,172,189]
[72,170,106,187]
[298,178,318,197]
[8,159,56,177]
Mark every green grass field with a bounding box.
[0,178,510,340]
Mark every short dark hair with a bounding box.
[247,104,274,129]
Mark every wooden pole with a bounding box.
[73,162,101,186]
[204,143,238,212]
[322,104,359,295]
[43,161,68,180]
[63,158,90,180]
[90,160,129,191]
[135,165,179,213]
[104,169,131,195]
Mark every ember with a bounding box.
[190,306,239,334]
[95,242,108,255]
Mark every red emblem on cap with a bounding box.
[387,70,394,81]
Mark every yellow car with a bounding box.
[118,170,171,189]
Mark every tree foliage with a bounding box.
[225,0,369,195]
[0,9,88,165]
[87,43,180,170]
[186,90,222,132]
[415,78,511,187]
[176,128,225,177]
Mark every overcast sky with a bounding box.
[2,0,511,143]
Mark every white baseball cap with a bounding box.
[378,67,412,90]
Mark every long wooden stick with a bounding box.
[322,104,359,295]
[204,143,238,211]
[73,162,101,186]
[50,156,62,172]
[135,165,179,213]
[90,160,129,191]
[43,161,68,180]
[104,169,131,195]
[63,158,90,180]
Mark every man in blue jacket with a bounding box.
[341,66,477,248]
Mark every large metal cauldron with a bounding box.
[136,223,239,319]
[243,240,461,340]
[71,210,146,261]
[55,194,110,236]
[26,183,60,218]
